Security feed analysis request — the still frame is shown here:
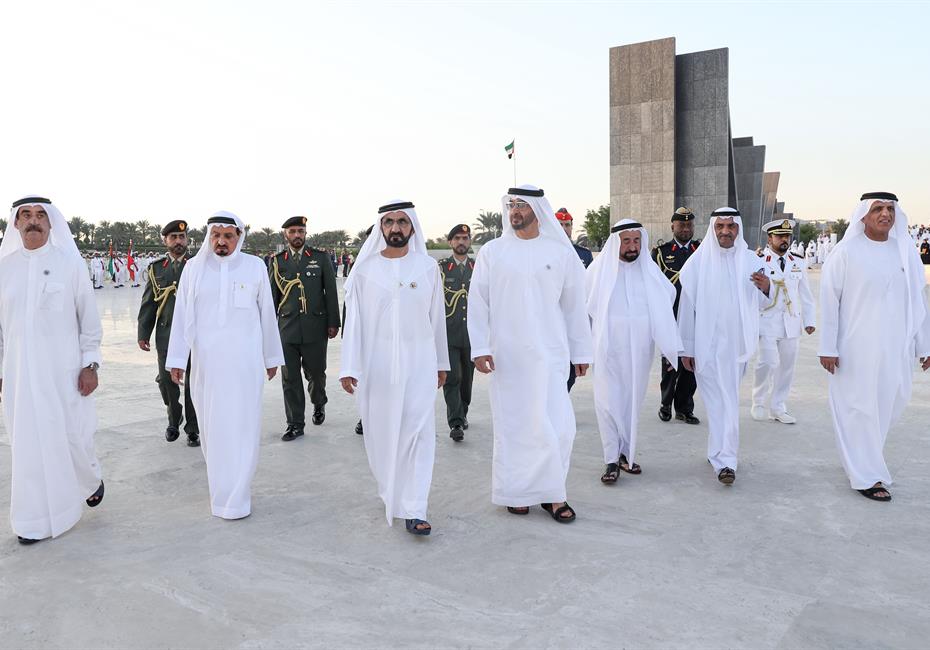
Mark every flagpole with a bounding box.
[513,152,517,187]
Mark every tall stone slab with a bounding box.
[733,137,766,247]
[609,38,790,247]
[674,47,732,236]
[609,38,676,245]
[762,171,781,231]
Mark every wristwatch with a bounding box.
[85,362,100,372]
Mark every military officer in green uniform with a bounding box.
[438,224,475,442]
[652,207,701,425]
[270,216,340,441]
[137,219,200,446]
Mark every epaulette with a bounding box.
[311,247,327,255]
[755,247,765,257]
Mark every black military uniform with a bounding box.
[652,208,701,424]
[270,216,340,441]
[137,220,200,446]
[439,224,475,442]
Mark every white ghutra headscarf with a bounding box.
[1,195,81,261]
[585,219,682,366]
[500,184,578,257]
[834,192,926,346]
[177,210,247,347]
[344,200,427,301]
[679,207,761,364]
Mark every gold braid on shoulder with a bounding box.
[762,278,794,316]
[440,265,468,319]
[148,264,178,323]
[655,250,682,285]
[272,256,307,314]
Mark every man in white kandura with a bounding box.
[468,185,593,523]
[586,219,681,484]
[166,211,284,519]
[90,253,105,289]
[750,219,816,424]
[819,192,930,502]
[0,196,104,545]
[339,200,449,536]
[679,207,771,485]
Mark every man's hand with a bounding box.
[475,355,495,374]
[438,370,447,388]
[750,271,771,296]
[171,368,185,385]
[681,356,695,372]
[327,327,339,339]
[921,357,930,372]
[820,356,839,374]
[78,368,99,396]
[267,367,278,381]
[138,340,151,351]
[804,326,816,335]
[341,377,358,394]
[574,363,589,377]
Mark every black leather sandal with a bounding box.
[541,502,576,523]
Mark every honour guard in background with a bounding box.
[751,218,816,424]
[556,207,593,391]
[137,220,200,446]
[439,224,475,442]
[270,216,340,441]
[652,207,701,425]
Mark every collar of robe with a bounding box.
[21,241,52,257]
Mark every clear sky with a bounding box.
[2,0,928,238]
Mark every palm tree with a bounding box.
[69,217,87,242]
[472,210,502,244]
[353,229,371,246]
[135,220,153,244]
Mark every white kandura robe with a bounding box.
[166,252,284,519]
[0,243,103,540]
[819,236,930,488]
[91,259,105,288]
[679,248,769,472]
[593,263,654,464]
[340,252,449,524]
[468,235,593,506]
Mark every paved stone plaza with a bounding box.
[2,272,930,649]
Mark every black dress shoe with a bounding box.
[675,413,700,425]
[312,406,325,426]
[17,536,41,545]
[355,420,364,435]
[165,426,180,442]
[187,433,201,447]
[462,418,469,430]
[282,426,304,442]
[450,426,464,442]
[658,406,672,422]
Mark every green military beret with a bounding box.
[282,216,308,229]
[447,224,471,240]
[161,220,188,236]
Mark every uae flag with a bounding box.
[107,241,115,279]
[127,240,136,282]
[504,140,515,159]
